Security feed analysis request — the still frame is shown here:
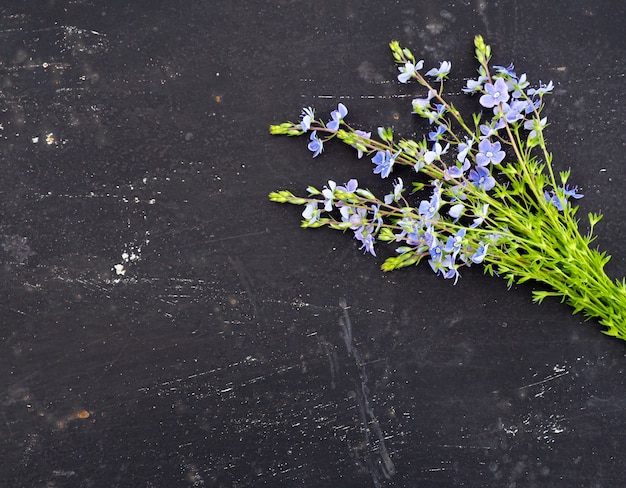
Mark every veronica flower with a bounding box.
[470,242,489,264]
[448,202,465,220]
[372,149,400,178]
[469,166,496,191]
[352,130,371,158]
[397,60,424,83]
[424,142,449,164]
[493,63,516,77]
[302,202,320,224]
[527,80,554,96]
[412,91,434,112]
[428,124,446,141]
[340,206,368,229]
[479,77,510,108]
[462,75,488,93]
[327,103,348,131]
[321,180,337,211]
[426,61,451,80]
[337,179,359,193]
[476,139,505,166]
[307,131,323,157]
[457,137,474,162]
[470,203,489,228]
[300,107,315,132]
[384,178,404,204]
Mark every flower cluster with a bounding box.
[270,36,626,342]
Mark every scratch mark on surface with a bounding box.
[338,298,396,486]
[516,369,569,391]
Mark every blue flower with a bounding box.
[321,180,337,211]
[337,179,359,193]
[352,130,371,158]
[354,225,376,256]
[470,204,489,228]
[428,124,446,141]
[372,149,400,178]
[469,166,496,191]
[426,61,451,80]
[496,100,526,123]
[493,63,516,77]
[448,202,465,220]
[340,206,368,229]
[397,60,424,83]
[327,103,348,131]
[302,202,320,224]
[307,131,323,157]
[429,236,445,262]
[300,107,315,132]
[544,185,584,211]
[444,228,466,256]
[384,178,404,204]
[424,142,449,164]
[470,242,489,264]
[479,119,506,139]
[444,159,470,181]
[479,77,510,108]
[476,139,505,166]
[418,186,442,220]
[457,137,474,162]
[412,91,434,112]
[527,80,554,96]
[462,75,488,94]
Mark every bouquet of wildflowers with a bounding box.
[269,36,626,342]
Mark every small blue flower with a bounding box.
[462,75,488,94]
[307,131,323,157]
[372,149,400,178]
[354,225,376,256]
[476,139,505,167]
[352,130,371,158]
[428,124,446,141]
[527,80,554,96]
[302,202,320,224]
[397,60,424,83]
[470,204,489,228]
[412,91,434,112]
[429,237,445,262]
[457,137,474,162]
[340,206,368,229]
[384,178,404,204]
[544,185,584,211]
[479,119,506,139]
[493,63,516,77]
[300,107,315,132]
[337,179,359,193]
[445,228,466,255]
[444,159,470,181]
[469,166,496,191]
[448,202,465,220]
[426,61,451,80]
[418,186,442,220]
[470,242,489,264]
[479,77,510,108]
[424,142,449,164]
[321,180,337,211]
[327,103,348,131]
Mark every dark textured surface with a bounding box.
[1,1,626,487]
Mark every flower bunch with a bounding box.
[269,36,626,341]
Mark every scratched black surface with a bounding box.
[1,1,626,487]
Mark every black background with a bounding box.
[1,1,626,487]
